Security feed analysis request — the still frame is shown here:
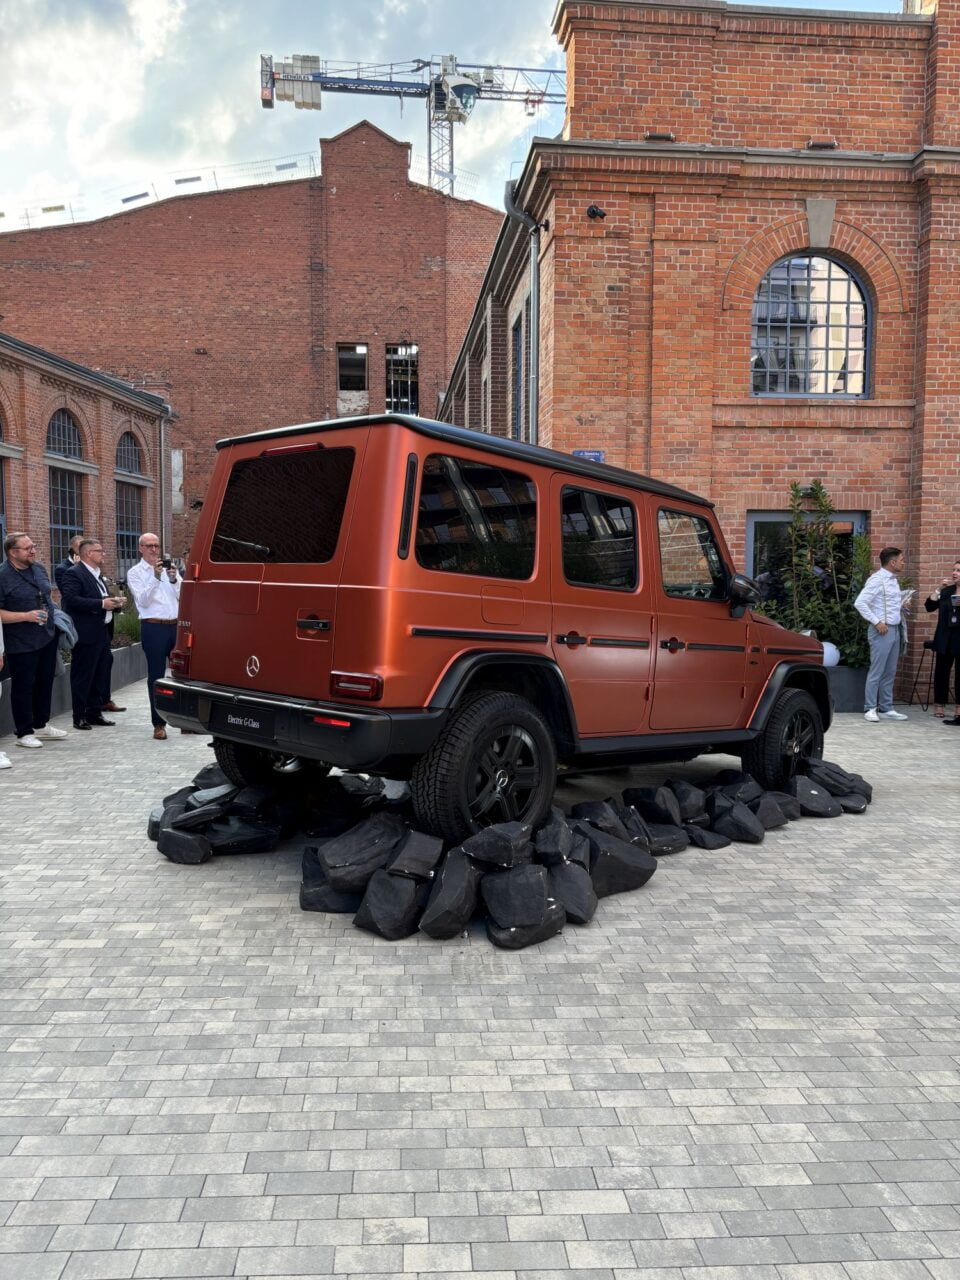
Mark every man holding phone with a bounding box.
[0,531,70,747]
[126,532,181,740]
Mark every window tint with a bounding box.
[658,510,727,601]
[211,448,354,563]
[415,454,536,580]
[561,487,637,590]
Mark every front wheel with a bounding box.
[411,691,558,843]
[741,688,824,789]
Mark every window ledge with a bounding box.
[114,470,154,488]
[44,452,100,476]
[715,398,915,409]
[0,441,25,460]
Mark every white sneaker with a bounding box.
[879,709,908,720]
[864,708,879,722]
[16,734,43,748]
[34,725,68,740]
[0,752,11,769]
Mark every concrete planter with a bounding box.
[1,642,146,738]
[828,663,867,713]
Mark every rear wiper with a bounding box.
[212,534,272,557]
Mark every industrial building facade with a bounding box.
[0,123,501,554]
[442,0,960,633]
[0,332,168,578]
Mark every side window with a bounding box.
[658,509,727,601]
[561,487,637,591]
[415,454,536,580]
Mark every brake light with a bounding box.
[330,671,383,701]
[261,441,322,457]
[156,687,175,698]
[313,714,352,728]
[169,648,191,676]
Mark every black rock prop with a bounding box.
[186,783,238,811]
[786,775,844,818]
[684,823,732,850]
[300,846,364,914]
[800,758,873,803]
[581,827,658,897]
[645,823,689,856]
[191,763,230,790]
[205,816,281,854]
[388,829,445,881]
[146,805,164,843]
[759,790,803,821]
[837,792,869,814]
[480,865,550,929]
[162,785,196,810]
[533,808,574,865]
[569,801,633,843]
[750,793,788,831]
[354,871,431,940]
[157,826,213,865]
[716,774,764,805]
[170,802,232,832]
[547,861,598,925]
[319,813,409,891]
[461,822,532,869]
[706,794,765,844]
[611,804,654,848]
[622,785,683,828]
[419,849,483,940]
[486,897,566,950]
[666,778,708,823]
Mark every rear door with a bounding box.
[189,429,367,699]
[549,477,652,736]
[649,505,747,731]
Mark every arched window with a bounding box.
[116,431,143,474]
[46,410,84,565]
[751,255,868,397]
[46,408,84,458]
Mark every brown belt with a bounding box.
[143,618,178,625]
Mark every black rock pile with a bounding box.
[147,754,873,950]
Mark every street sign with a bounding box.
[572,449,605,463]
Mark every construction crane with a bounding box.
[260,54,566,196]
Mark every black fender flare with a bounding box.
[428,651,578,755]
[750,662,833,734]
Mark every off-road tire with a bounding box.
[411,691,558,843]
[741,687,824,790]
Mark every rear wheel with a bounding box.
[741,688,824,789]
[411,691,558,843]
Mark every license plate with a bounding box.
[211,703,276,741]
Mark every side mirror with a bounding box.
[728,572,760,618]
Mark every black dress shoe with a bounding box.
[73,720,92,730]
[86,717,115,727]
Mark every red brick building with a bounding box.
[0,122,501,553]
[442,0,960,663]
[0,332,169,578]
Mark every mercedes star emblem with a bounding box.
[245,655,260,677]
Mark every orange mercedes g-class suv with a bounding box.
[156,414,829,841]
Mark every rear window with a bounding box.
[210,448,354,563]
[415,454,536,580]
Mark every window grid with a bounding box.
[46,409,84,458]
[751,255,867,397]
[49,467,83,566]
[115,481,143,578]
[385,344,418,414]
[115,431,144,474]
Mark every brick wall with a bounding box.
[0,122,501,554]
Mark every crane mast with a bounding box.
[260,54,566,196]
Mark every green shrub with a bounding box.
[112,600,141,647]
[755,480,872,668]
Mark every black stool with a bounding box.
[908,638,936,712]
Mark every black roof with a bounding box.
[216,413,712,508]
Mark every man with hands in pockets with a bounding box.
[854,545,911,723]
[126,533,181,740]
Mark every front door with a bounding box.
[549,477,652,737]
[649,505,747,731]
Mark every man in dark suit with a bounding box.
[54,533,126,715]
[59,538,126,730]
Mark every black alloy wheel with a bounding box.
[741,687,824,789]
[466,721,543,827]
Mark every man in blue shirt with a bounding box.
[0,532,70,748]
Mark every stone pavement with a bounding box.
[1,685,958,1280]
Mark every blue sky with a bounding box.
[0,0,905,226]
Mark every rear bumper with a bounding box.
[154,677,448,771]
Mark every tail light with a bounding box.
[169,647,191,676]
[330,671,383,701]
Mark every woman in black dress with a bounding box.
[924,560,960,720]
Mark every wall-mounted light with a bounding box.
[586,205,606,220]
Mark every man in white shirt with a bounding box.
[854,545,909,723]
[126,533,181,740]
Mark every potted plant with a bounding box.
[754,480,871,711]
